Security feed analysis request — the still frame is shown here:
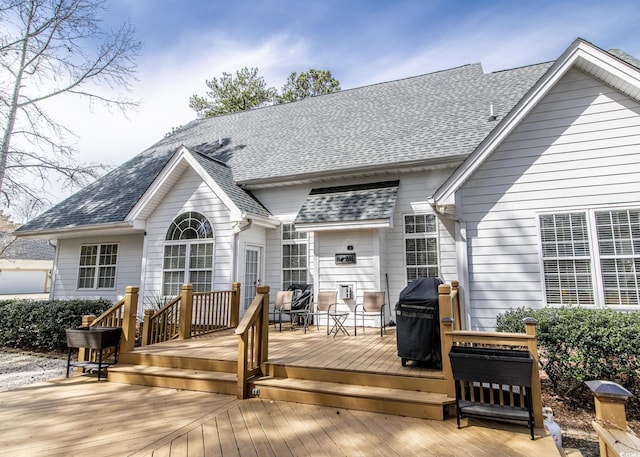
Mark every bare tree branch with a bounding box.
[0,0,141,216]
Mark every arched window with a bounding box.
[163,212,214,295]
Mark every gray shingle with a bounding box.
[1,233,54,260]
[295,181,399,224]
[18,60,553,233]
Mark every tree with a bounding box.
[276,68,341,104]
[0,0,141,214]
[189,67,277,118]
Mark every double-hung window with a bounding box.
[404,214,439,283]
[162,212,214,296]
[282,223,307,290]
[540,208,640,307]
[77,244,118,289]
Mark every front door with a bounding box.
[244,246,262,311]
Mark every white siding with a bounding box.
[254,170,455,313]
[458,68,640,330]
[52,234,144,302]
[141,167,235,308]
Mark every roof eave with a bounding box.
[295,218,392,232]
[14,221,141,240]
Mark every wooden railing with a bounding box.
[586,380,640,457]
[78,286,139,365]
[142,283,241,345]
[142,294,181,345]
[235,285,270,399]
[437,281,543,428]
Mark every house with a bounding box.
[0,232,54,295]
[15,38,640,330]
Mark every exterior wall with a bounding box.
[140,167,235,308]
[52,234,144,301]
[254,169,456,319]
[458,68,640,330]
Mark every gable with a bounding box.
[432,39,640,211]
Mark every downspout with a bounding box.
[428,200,471,330]
[231,218,253,284]
[48,239,58,300]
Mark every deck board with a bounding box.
[0,375,560,456]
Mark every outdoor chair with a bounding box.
[269,290,293,331]
[354,291,386,336]
[306,291,338,334]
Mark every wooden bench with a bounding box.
[449,346,535,439]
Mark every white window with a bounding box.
[163,212,214,296]
[404,214,439,283]
[77,244,118,289]
[282,223,307,290]
[540,208,640,307]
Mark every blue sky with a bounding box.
[46,0,640,198]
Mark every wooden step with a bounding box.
[251,376,456,420]
[264,362,449,393]
[118,352,236,373]
[108,364,237,395]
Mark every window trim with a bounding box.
[538,205,640,309]
[402,213,440,284]
[281,223,308,290]
[76,243,119,290]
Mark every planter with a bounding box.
[449,346,533,387]
[66,326,121,349]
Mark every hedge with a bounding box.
[0,299,111,351]
[496,306,640,416]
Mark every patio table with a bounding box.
[328,311,350,337]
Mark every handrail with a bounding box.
[191,290,234,337]
[92,298,126,328]
[235,285,270,399]
[143,294,181,345]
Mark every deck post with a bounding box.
[77,314,96,368]
[178,284,194,340]
[230,282,241,327]
[257,285,270,364]
[450,280,461,330]
[142,309,154,346]
[441,316,455,397]
[586,380,634,456]
[525,318,543,427]
[121,286,139,352]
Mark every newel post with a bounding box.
[121,286,139,352]
[257,285,270,363]
[230,282,241,327]
[586,380,632,430]
[441,316,455,397]
[179,284,194,340]
[77,314,97,365]
[142,309,154,346]
[525,317,543,427]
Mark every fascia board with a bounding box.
[295,218,392,232]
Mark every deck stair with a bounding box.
[108,350,238,395]
[252,362,456,420]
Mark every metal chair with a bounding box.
[354,291,386,336]
[269,290,293,331]
[306,291,338,334]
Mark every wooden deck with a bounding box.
[0,375,560,456]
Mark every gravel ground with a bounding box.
[0,349,68,392]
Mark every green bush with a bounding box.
[0,299,111,351]
[496,306,640,415]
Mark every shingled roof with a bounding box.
[17,60,554,234]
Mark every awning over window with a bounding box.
[294,181,399,231]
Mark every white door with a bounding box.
[244,246,262,311]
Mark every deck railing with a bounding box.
[78,286,139,365]
[235,285,270,399]
[142,283,241,345]
[435,281,543,427]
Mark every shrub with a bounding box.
[0,299,111,351]
[496,306,640,416]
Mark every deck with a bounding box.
[0,375,560,456]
